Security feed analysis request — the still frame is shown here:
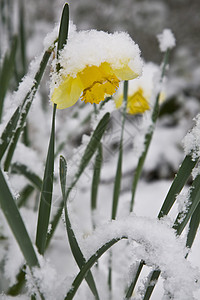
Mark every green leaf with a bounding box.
[7,267,26,296]
[91,143,102,213]
[173,173,200,235]
[17,185,35,208]
[186,202,200,252]
[11,162,42,190]
[75,112,110,182]
[141,157,199,300]
[60,155,67,199]
[0,35,18,121]
[2,49,52,170]
[65,206,100,300]
[158,154,197,219]
[0,106,21,160]
[142,270,161,300]
[35,104,56,255]
[125,261,144,299]
[64,237,125,300]
[127,49,175,299]
[60,156,100,300]
[0,167,39,269]
[112,81,128,220]
[112,148,123,219]
[57,3,69,55]
[46,112,110,248]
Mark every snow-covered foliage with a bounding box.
[0,1,200,300]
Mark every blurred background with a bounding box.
[0,0,200,180]
[1,0,200,74]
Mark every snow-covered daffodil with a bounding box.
[50,30,142,109]
[114,63,161,114]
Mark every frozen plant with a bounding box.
[0,3,200,300]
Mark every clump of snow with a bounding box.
[79,214,199,300]
[157,29,176,52]
[50,29,142,91]
[183,114,200,160]
[28,256,68,300]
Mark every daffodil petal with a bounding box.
[114,94,123,109]
[51,76,83,109]
[113,63,139,81]
[127,88,150,114]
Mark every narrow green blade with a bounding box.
[142,158,199,300]
[186,202,200,252]
[75,112,110,182]
[64,236,125,300]
[60,155,67,199]
[11,162,42,190]
[0,168,39,269]
[60,156,100,300]
[17,185,35,208]
[7,267,26,296]
[36,104,56,255]
[173,173,200,235]
[0,35,18,121]
[46,113,110,248]
[125,261,144,299]
[142,270,161,300]
[112,81,128,220]
[91,143,102,212]
[112,147,122,219]
[2,50,52,170]
[158,154,197,219]
[57,3,69,55]
[0,106,20,160]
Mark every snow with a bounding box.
[157,29,176,52]
[50,29,142,91]
[76,214,199,300]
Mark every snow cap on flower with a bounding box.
[157,29,176,52]
[114,62,160,114]
[50,29,142,109]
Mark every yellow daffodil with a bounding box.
[115,87,150,114]
[50,30,142,109]
[114,62,161,115]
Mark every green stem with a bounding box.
[109,81,128,294]
[112,80,128,220]
[130,49,169,212]
[36,104,56,255]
